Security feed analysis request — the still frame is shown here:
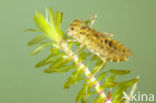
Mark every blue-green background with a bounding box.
[0,0,156,103]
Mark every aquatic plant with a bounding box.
[26,7,138,103]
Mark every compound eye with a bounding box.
[71,27,74,30]
[108,41,113,47]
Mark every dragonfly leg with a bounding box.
[91,60,106,78]
[89,13,97,27]
[66,39,78,43]
[75,44,84,54]
[103,32,114,38]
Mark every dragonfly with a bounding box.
[67,14,133,63]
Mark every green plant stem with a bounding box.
[61,41,106,99]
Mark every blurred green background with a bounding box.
[0,0,156,103]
